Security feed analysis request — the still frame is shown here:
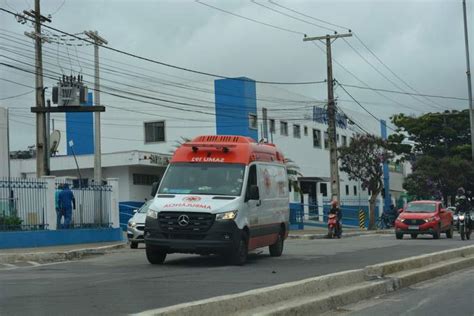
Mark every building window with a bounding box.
[342,135,347,147]
[269,119,275,133]
[337,134,340,145]
[280,121,288,136]
[133,174,160,186]
[353,185,357,196]
[293,124,301,138]
[248,113,258,130]
[345,185,349,196]
[144,121,165,143]
[320,183,328,197]
[304,126,308,136]
[313,129,321,148]
[324,132,329,149]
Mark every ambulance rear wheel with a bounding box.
[269,229,284,257]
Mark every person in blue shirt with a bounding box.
[55,184,64,229]
[58,183,76,229]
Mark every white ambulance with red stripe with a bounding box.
[144,135,289,265]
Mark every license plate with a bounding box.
[408,225,419,230]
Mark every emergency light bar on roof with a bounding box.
[171,135,286,164]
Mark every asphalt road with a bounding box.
[0,234,472,316]
[327,267,474,316]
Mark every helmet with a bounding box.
[457,187,465,196]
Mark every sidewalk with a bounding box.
[288,227,394,239]
[0,241,126,265]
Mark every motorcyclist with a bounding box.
[455,187,472,229]
[329,200,342,238]
[455,187,470,213]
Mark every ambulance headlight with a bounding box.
[147,209,158,219]
[216,210,238,221]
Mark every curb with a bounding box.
[133,245,474,316]
[0,243,127,265]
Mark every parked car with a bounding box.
[395,200,453,239]
[127,199,154,249]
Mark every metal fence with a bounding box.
[0,178,47,231]
[55,180,113,229]
[289,198,381,230]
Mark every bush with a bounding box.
[0,215,23,231]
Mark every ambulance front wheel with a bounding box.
[146,244,167,264]
[229,231,248,266]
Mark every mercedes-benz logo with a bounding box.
[177,215,190,227]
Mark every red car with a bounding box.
[395,201,453,239]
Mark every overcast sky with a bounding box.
[0,0,473,150]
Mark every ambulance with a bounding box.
[144,135,289,265]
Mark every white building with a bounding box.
[8,78,406,206]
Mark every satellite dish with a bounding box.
[50,130,61,154]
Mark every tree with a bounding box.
[285,158,302,193]
[390,110,473,201]
[339,134,394,230]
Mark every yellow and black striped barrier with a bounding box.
[358,209,366,229]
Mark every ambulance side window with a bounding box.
[246,165,257,200]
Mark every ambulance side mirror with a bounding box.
[248,185,260,201]
[151,181,159,197]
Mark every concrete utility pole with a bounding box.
[303,32,352,203]
[84,31,107,184]
[26,0,51,176]
[462,0,474,161]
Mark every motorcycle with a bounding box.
[457,210,472,240]
[327,214,341,239]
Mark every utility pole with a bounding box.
[23,0,51,176]
[462,0,474,161]
[303,32,352,203]
[84,31,107,184]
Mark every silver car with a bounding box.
[127,200,153,249]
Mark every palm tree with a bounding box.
[285,158,302,193]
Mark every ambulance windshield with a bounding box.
[159,163,245,196]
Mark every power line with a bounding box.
[251,0,335,32]
[0,31,328,107]
[336,81,397,132]
[0,7,325,85]
[341,37,445,111]
[0,89,35,100]
[0,44,322,112]
[268,0,350,31]
[352,33,447,110]
[49,0,66,16]
[195,0,304,35]
[252,1,448,111]
[338,82,468,101]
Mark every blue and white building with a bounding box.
[8,78,408,208]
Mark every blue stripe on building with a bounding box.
[214,77,258,141]
[66,92,94,155]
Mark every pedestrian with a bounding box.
[329,200,342,238]
[55,184,64,229]
[58,183,76,229]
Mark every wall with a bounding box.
[0,228,123,249]
[66,92,94,155]
[214,77,258,140]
